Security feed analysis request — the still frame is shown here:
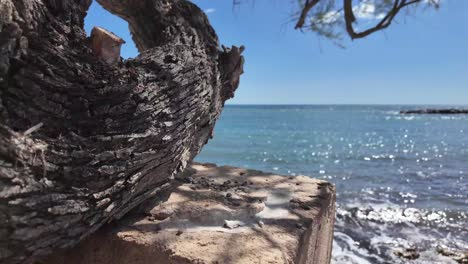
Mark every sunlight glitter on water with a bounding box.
[197,105,468,263]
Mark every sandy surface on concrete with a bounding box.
[44,163,336,264]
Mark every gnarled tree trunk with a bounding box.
[0,0,244,262]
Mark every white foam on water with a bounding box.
[332,232,381,264]
[332,202,468,263]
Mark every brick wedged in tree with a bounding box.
[0,0,244,262]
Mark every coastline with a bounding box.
[196,105,468,263]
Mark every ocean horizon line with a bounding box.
[225,103,468,107]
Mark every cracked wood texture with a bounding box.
[0,0,244,262]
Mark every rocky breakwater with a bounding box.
[43,163,336,264]
[400,109,468,114]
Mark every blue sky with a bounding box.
[85,1,467,105]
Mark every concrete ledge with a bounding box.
[44,163,336,264]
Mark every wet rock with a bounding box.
[394,247,420,260]
[436,245,468,264]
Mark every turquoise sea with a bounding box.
[196,105,468,264]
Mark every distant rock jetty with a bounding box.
[400,109,468,114]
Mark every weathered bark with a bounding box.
[0,0,244,262]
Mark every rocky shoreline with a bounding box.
[393,246,468,263]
